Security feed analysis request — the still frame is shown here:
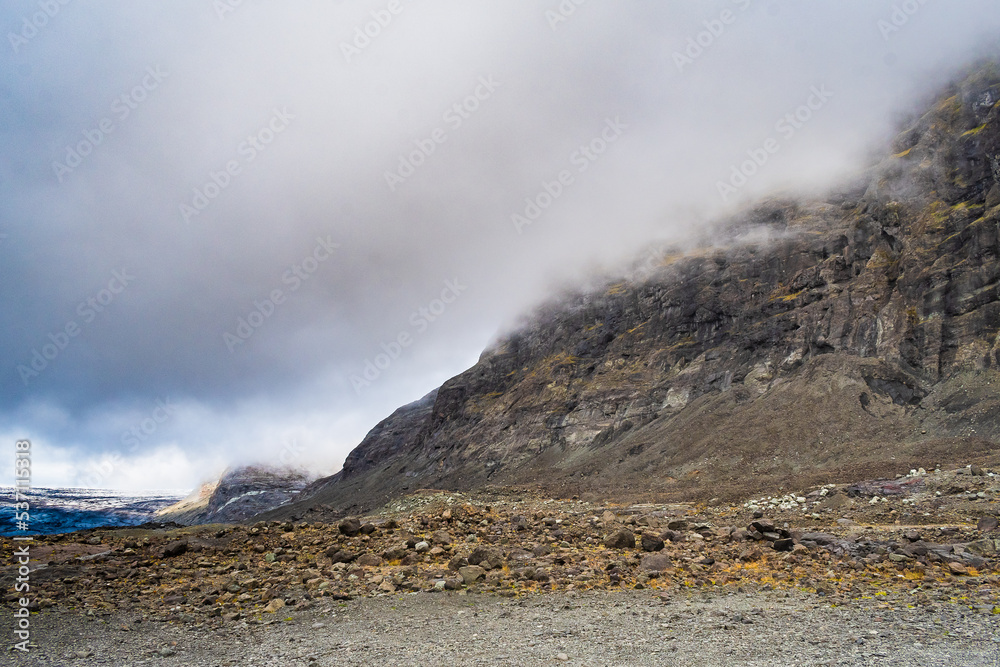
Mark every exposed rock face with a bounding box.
[265,63,1000,519]
[157,466,315,525]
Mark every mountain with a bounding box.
[156,465,315,524]
[258,63,1000,521]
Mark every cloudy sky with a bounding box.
[2,0,999,491]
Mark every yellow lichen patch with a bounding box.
[893,147,913,158]
[627,321,647,335]
[606,282,627,296]
[961,123,987,137]
[777,289,806,302]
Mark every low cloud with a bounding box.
[2,0,999,490]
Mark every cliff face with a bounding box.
[157,466,315,524]
[267,64,1000,519]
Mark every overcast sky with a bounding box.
[2,0,999,491]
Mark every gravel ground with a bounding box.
[11,589,1000,666]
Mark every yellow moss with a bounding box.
[893,147,913,158]
[961,123,987,137]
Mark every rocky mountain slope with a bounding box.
[158,466,315,525]
[263,62,1000,520]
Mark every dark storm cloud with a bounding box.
[2,0,999,488]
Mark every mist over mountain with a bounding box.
[3,1,1000,491]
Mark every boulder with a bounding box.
[458,565,486,585]
[338,518,362,536]
[603,528,636,549]
[161,540,188,558]
[640,554,672,572]
[640,533,665,552]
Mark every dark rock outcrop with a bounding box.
[262,62,1000,519]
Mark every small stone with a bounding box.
[433,580,447,591]
[263,598,286,613]
[158,647,176,657]
[970,465,984,476]
[414,541,430,553]
[948,562,969,575]
[556,653,569,661]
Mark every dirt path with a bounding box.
[11,589,1000,666]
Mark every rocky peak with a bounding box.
[157,465,316,525]
[260,62,1000,520]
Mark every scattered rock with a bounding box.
[355,553,384,567]
[339,518,362,536]
[458,565,485,585]
[161,540,188,558]
[640,533,665,552]
[772,538,794,552]
[977,516,998,532]
[604,528,636,549]
[326,549,359,564]
[640,554,672,572]
[948,562,969,575]
[263,598,285,613]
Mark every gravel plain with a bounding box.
[11,588,1000,666]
